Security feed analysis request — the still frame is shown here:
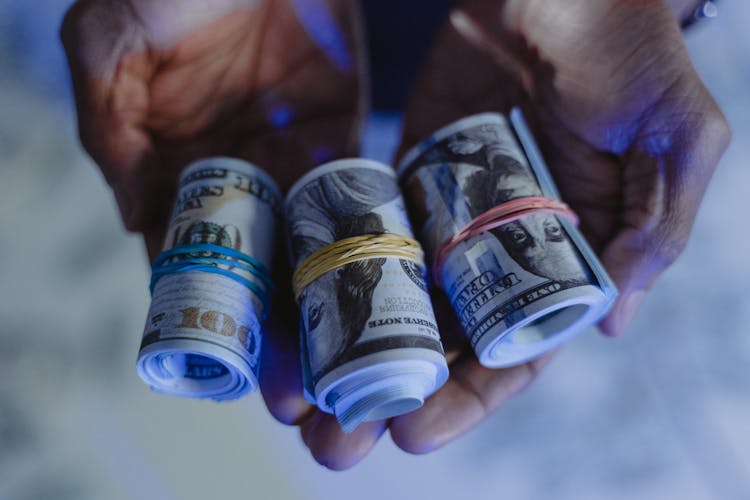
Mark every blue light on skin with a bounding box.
[269,105,294,129]
[603,122,640,155]
[601,116,674,157]
[312,145,335,165]
[643,131,675,158]
[291,0,353,73]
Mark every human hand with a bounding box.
[61,0,369,462]
[382,0,730,454]
[63,0,730,471]
[61,0,364,257]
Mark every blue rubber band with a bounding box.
[152,252,274,289]
[150,243,273,317]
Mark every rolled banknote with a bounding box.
[397,110,617,368]
[137,157,282,400]
[286,159,448,432]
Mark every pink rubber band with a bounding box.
[433,196,579,287]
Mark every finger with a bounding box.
[300,412,387,470]
[599,79,731,336]
[430,291,470,364]
[260,239,315,425]
[390,351,555,454]
[517,108,623,253]
[260,308,315,426]
[61,0,166,231]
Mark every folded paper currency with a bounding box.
[137,158,282,400]
[286,159,448,432]
[398,110,617,368]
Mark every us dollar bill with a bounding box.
[137,158,282,400]
[398,110,617,367]
[286,159,448,432]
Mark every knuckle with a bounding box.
[656,238,687,268]
[60,0,139,60]
[638,101,731,275]
[59,0,96,47]
[702,105,732,155]
[683,94,733,179]
[650,215,690,269]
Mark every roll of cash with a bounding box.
[397,110,617,368]
[137,157,282,400]
[286,159,448,432]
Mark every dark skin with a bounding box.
[62,0,730,470]
[61,0,369,464]
[61,0,365,257]
[389,0,730,454]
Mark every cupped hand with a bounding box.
[384,0,730,455]
[61,0,364,256]
[63,0,731,471]
[62,0,373,468]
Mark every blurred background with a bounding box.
[1,1,749,499]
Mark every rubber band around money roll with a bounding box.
[292,233,425,301]
[150,243,274,316]
[433,196,580,287]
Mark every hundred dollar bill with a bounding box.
[398,110,617,368]
[137,157,282,400]
[286,159,448,432]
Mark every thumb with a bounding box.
[599,75,730,336]
[60,0,166,232]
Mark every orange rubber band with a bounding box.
[433,196,579,287]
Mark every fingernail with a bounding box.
[616,290,646,334]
